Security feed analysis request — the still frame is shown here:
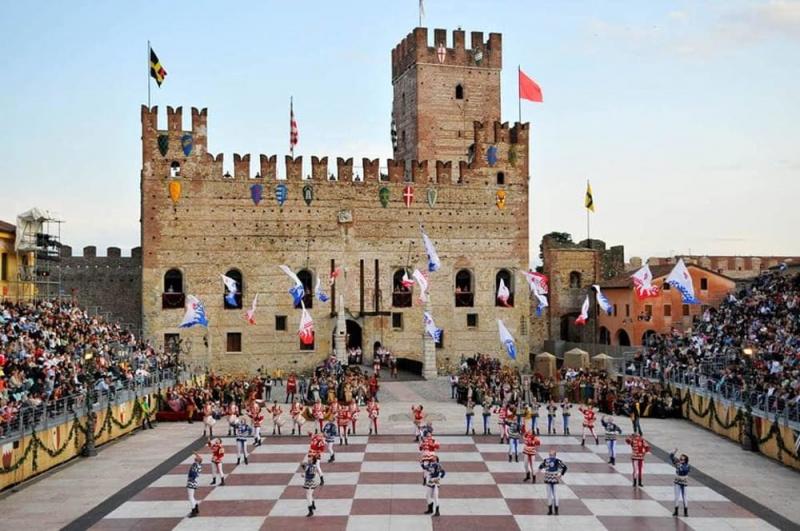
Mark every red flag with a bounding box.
[519,69,543,103]
[290,98,298,155]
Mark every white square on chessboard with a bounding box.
[641,463,679,475]
[561,472,632,486]
[253,443,309,454]
[433,498,511,515]
[475,443,517,453]
[436,452,484,462]
[361,461,425,473]
[642,486,729,502]
[539,436,582,445]
[678,517,778,531]
[346,515,433,531]
[499,484,578,500]
[582,499,674,517]
[288,472,360,486]
[325,452,364,462]
[551,452,605,463]
[342,435,369,444]
[441,472,495,485]
[485,461,526,473]
[149,474,193,488]
[366,443,421,453]
[515,515,606,530]
[269,499,353,517]
[229,462,300,474]
[173,516,267,531]
[204,485,286,501]
[437,436,475,445]
[587,443,631,454]
[354,484,429,499]
[106,501,189,519]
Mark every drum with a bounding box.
[276,416,287,427]
[205,417,217,427]
[296,415,306,426]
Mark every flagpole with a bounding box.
[290,96,293,158]
[586,179,591,249]
[518,65,522,124]
[147,40,151,108]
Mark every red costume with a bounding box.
[419,435,440,463]
[522,428,542,481]
[626,435,651,486]
[579,406,597,428]
[312,402,325,431]
[348,401,360,434]
[208,440,225,463]
[367,400,380,434]
[309,432,326,459]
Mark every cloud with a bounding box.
[668,10,688,21]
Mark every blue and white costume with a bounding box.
[538,455,568,515]
[235,417,250,464]
[669,452,691,516]
[301,457,323,516]
[506,418,521,460]
[424,460,446,516]
[186,460,202,516]
[323,421,338,462]
[601,417,623,464]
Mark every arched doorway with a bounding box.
[560,314,582,342]
[599,326,611,345]
[616,329,631,346]
[642,330,657,347]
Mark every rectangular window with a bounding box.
[226,332,242,353]
[0,253,7,281]
[164,333,180,351]
[700,278,708,290]
[664,304,672,317]
[275,316,287,331]
[392,312,403,329]
[300,336,315,351]
[613,304,618,317]
[644,304,653,316]
[625,304,630,317]
[682,304,690,316]
[467,313,478,328]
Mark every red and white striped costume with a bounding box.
[348,401,360,434]
[497,405,509,441]
[290,400,305,435]
[578,405,599,444]
[312,401,326,431]
[266,403,285,435]
[522,429,542,478]
[366,399,380,434]
[626,435,651,484]
[309,432,326,460]
[207,438,225,484]
[412,405,425,440]
[336,407,351,442]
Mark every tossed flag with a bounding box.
[780,262,788,272]
[497,319,517,360]
[521,271,549,317]
[497,278,511,307]
[423,312,443,344]
[412,269,429,303]
[221,274,238,306]
[278,265,306,306]
[631,264,660,301]
[149,47,167,87]
[290,97,298,156]
[518,68,543,103]
[391,116,398,152]
[575,295,590,325]
[330,267,341,285]
[585,181,594,212]
[244,293,259,325]
[178,295,208,328]
[666,259,699,304]
[420,225,441,272]
[401,270,415,289]
[315,278,330,303]
[593,284,612,315]
[298,302,314,345]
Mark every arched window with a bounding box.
[392,269,412,308]
[223,269,243,309]
[162,269,185,309]
[455,84,464,100]
[497,172,505,185]
[569,271,582,288]
[296,269,313,309]
[495,269,514,307]
[455,269,473,307]
[170,161,181,178]
[599,326,611,345]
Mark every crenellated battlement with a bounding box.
[392,27,501,79]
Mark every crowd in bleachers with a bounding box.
[0,299,178,438]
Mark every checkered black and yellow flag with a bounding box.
[150,47,167,87]
[585,181,595,212]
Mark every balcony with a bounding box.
[162,292,186,309]
[455,292,474,307]
[392,291,412,308]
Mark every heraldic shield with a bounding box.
[508,145,518,167]
[276,184,288,206]
[157,134,169,157]
[250,183,263,205]
[496,190,507,211]
[169,180,181,204]
[487,146,498,167]
[303,184,313,206]
[379,187,390,208]
[181,134,193,156]
[427,188,437,207]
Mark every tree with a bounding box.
[537,232,574,272]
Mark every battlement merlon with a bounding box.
[392,27,502,80]
[141,105,208,158]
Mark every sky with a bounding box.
[1,0,799,267]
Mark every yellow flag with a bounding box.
[585,181,594,212]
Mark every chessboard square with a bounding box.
[432,498,511,515]
[587,444,631,454]
[347,515,433,531]
[583,499,673,516]
[642,464,678,475]
[596,515,693,531]
[231,462,300,474]
[550,452,605,463]
[440,472,495,485]
[436,452,483,462]
[350,498,423,515]
[281,485,356,499]
[569,485,653,500]
[498,484,578,500]
[106,501,190,519]
[656,501,756,518]
[443,462,489,472]
[248,453,306,463]
[354,484,425,499]
[204,485,285,500]
[643,486,728,502]
[507,498,592,516]
[475,443,515,453]
[485,461,525,473]
[430,514,520,529]
[260,516,348,531]
[366,443,421,453]
[441,485,502,498]
[288,472,360,486]
[172,516,267,530]
[514,515,604,530]
[358,472,420,484]
[149,474,194,488]
[196,500,275,517]
[90,517,184,530]
[224,473,294,486]
[361,461,424,473]
[255,444,309,454]
[678,517,779,530]
[436,436,476,445]
[562,473,632,486]
[131,486,213,502]
[363,452,418,461]
[342,436,369,445]
[269,499,353,516]
[323,452,364,462]
[438,444,480,452]
[538,436,582,445]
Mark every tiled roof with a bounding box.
[0,220,15,234]
[601,264,733,289]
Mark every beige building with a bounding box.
[140,26,530,376]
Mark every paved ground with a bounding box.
[0,375,798,531]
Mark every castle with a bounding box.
[140,27,531,375]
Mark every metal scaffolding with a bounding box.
[14,207,64,301]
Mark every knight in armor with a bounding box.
[423,456,446,517]
[670,448,691,517]
[537,449,568,515]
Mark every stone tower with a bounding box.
[392,28,502,167]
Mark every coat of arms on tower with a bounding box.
[496,190,507,211]
[427,188,437,208]
[379,187,390,208]
[508,145,518,167]
[251,184,263,205]
[157,134,169,157]
[303,184,314,206]
[169,180,181,204]
[487,146,498,167]
[181,134,193,156]
[403,185,414,208]
[276,184,288,206]
[437,43,446,64]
